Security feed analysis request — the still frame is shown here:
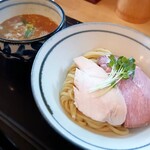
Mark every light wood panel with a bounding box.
[55,0,150,37]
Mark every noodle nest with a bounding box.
[60,48,129,136]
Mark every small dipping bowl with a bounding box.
[0,0,65,62]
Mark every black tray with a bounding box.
[0,16,82,150]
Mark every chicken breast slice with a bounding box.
[73,56,127,126]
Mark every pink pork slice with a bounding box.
[73,56,127,126]
[98,56,150,128]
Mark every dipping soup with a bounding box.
[0,14,58,40]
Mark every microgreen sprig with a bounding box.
[90,55,136,92]
[24,24,35,38]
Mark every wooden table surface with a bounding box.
[55,0,150,37]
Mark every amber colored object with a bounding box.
[85,0,101,4]
[116,0,150,24]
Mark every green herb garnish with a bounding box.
[24,24,35,38]
[90,55,136,93]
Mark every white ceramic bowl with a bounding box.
[31,23,150,150]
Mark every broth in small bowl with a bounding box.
[0,14,58,40]
[0,0,65,61]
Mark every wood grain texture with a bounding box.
[55,0,150,37]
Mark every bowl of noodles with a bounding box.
[0,0,65,62]
[31,23,150,150]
